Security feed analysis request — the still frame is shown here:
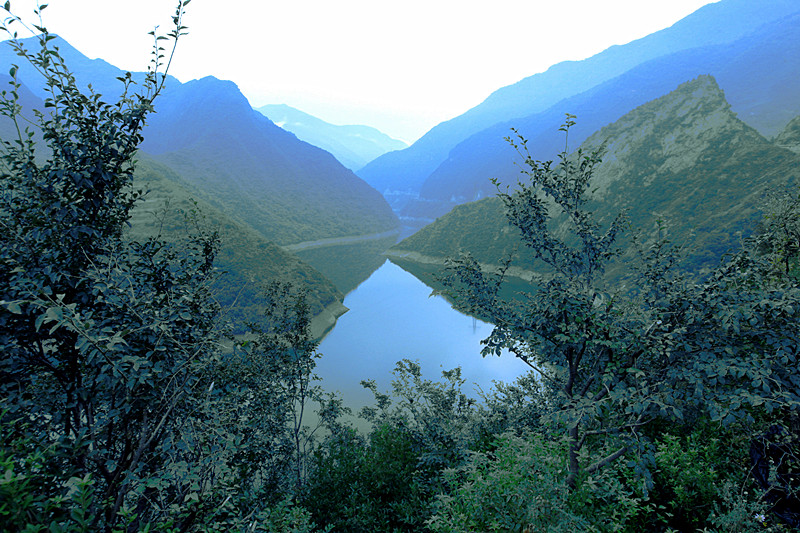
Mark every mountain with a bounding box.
[388,76,800,280]
[2,37,399,247]
[405,10,800,222]
[257,104,407,171]
[1,38,403,332]
[0,36,180,100]
[0,73,347,335]
[774,115,800,154]
[357,0,800,199]
[138,76,398,245]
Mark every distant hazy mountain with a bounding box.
[357,0,800,198]
[404,10,800,222]
[389,76,800,278]
[257,104,407,171]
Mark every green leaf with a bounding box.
[1,300,22,314]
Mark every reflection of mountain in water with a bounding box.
[292,235,400,297]
[317,261,522,415]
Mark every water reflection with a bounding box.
[294,236,397,295]
[316,260,524,412]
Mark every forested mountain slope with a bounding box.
[0,47,356,332]
[130,154,345,334]
[1,37,399,247]
[390,76,800,278]
[140,77,398,245]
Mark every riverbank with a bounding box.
[310,300,350,340]
[383,249,543,283]
[282,229,401,252]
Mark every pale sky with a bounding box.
[2,0,718,142]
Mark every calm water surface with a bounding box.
[316,260,525,411]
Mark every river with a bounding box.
[315,259,525,413]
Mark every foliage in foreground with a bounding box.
[0,5,331,531]
[429,118,800,530]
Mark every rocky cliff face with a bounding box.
[578,75,799,271]
[582,76,776,196]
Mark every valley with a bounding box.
[2,0,800,529]
[4,0,797,383]
[2,0,798,399]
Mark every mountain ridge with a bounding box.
[390,76,800,280]
[138,75,399,246]
[406,10,800,222]
[1,36,399,247]
[257,104,407,171]
[0,37,400,331]
[357,0,800,198]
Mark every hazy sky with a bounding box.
[3,0,718,142]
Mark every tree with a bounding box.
[1,6,351,533]
[234,281,348,495]
[755,187,800,279]
[441,117,658,489]
[305,359,478,531]
[0,3,238,530]
[441,116,800,493]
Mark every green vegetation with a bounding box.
[1,6,799,532]
[139,77,399,248]
[146,132,399,246]
[129,154,344,331]
[431,118,800,530]
[293,235,398,295]
[0,6,335,531]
